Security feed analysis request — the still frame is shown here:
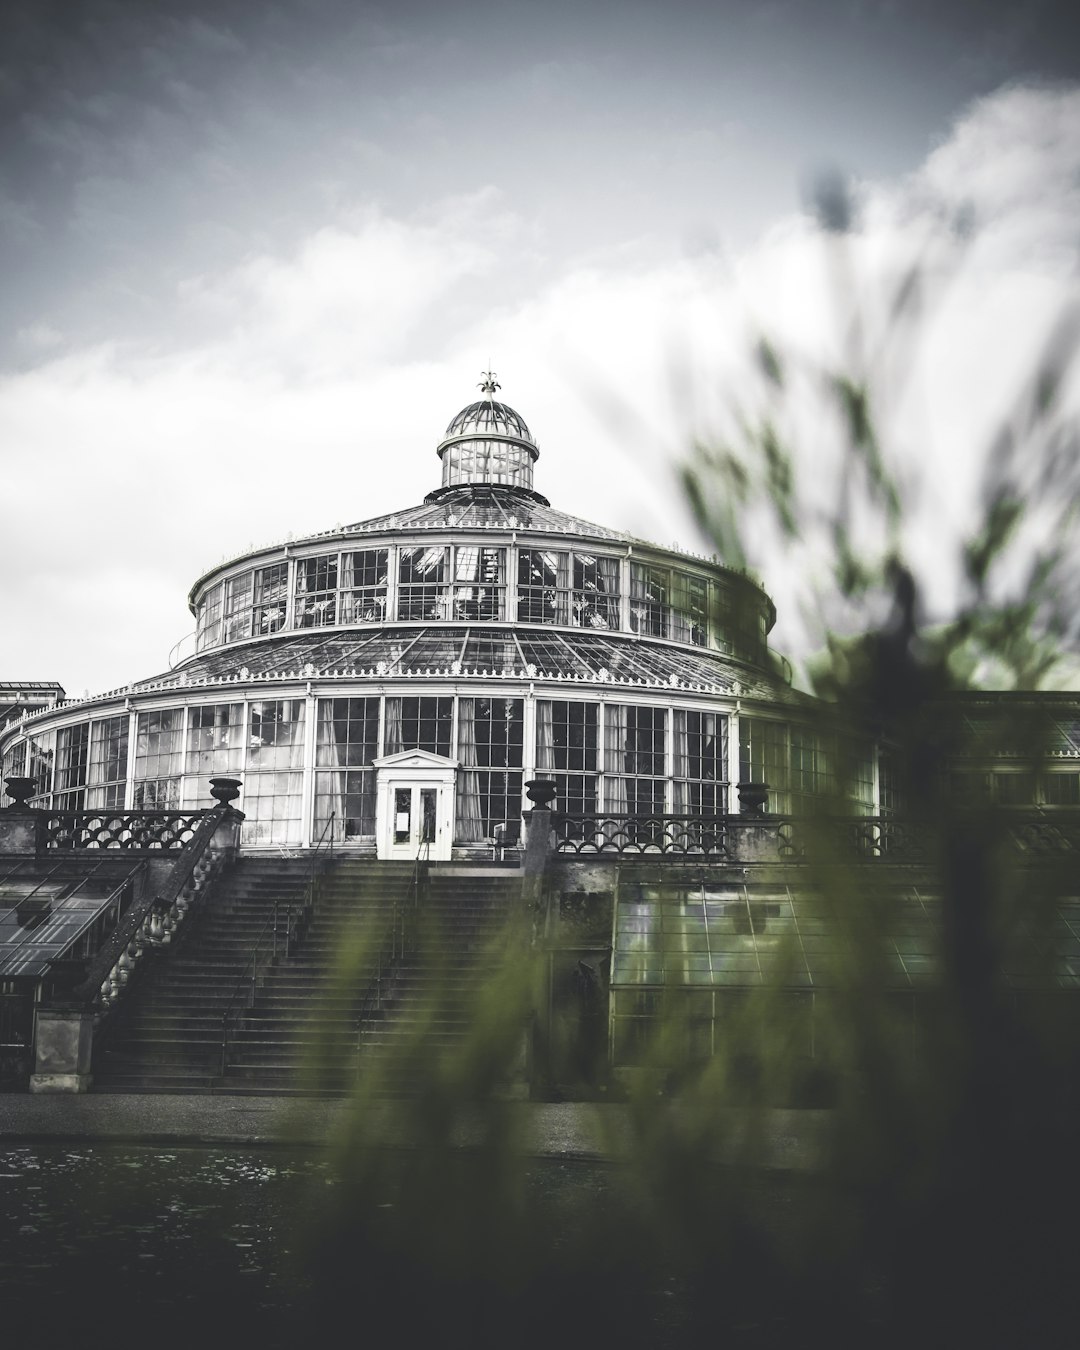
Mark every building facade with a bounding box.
[0,378,854,856]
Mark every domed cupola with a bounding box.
[435,371,539,493]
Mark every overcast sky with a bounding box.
[3,0,1080,696]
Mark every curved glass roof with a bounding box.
[157,625,794,699]
[443,399,534,445]
[300,484,632,543]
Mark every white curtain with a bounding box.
[384,698,404,755]
[536,700,555,771]
[455,697,484,842]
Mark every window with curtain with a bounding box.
[536,699,598,815]
[253,563,289,634]
[54,723,90,809]
[383,697,452,757]
[453,546,505,620]
[339,550,388,624]
[673,709,728,813]
[455,697,523,841]
[185,703,244,784]
[134,709,184,809]
[88,715,128,809]
[315,697,379,840]
[398,546,450,620]
[243,700,306,845]
[296,555,338,628]
[671,573,709,646]
[518,549,568,623]
[605,703,666,815]
[572,554,620,629]
[629,564,670,638]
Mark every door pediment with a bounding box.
[373,749,459,771]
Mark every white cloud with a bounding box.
[3,82,1079,694]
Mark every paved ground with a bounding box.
[0,1092,829,1168]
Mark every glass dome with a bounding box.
[437,377,539,492]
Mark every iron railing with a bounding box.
[44,809,207,852]
[553,813,733,856]
[353,847,428,1067]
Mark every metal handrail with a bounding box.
[218,815,336,1077]
[354,845,427,1067]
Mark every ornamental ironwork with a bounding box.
[44,810,207,851]
[553,813,732,857]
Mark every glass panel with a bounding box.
[315,698,379,839]
[296,555,339,628]
[394,787,412,844]
[243,700,306,845]
[87,715,128,809]
[339,549,388,624]
[452,546,505,620]
[629,564,670,638]
[196,583,223,651]
[383,697,452,757]
[253,563,289,635]
[572,554,620,629]
[223,573,254,643]
[186,703,245,777]
[739,717,790,814]
[518,549,568,624]
[54,723,89,809]
[397,546,450,620]
[133,709,183,809]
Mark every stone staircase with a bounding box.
[92,856,315,1092]
[355,865,524,1092]
[92,856,523,1096]
[219,859,417,1093]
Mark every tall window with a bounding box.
[383,697,452,757]
[296,556,338,628]
[185,704,244,785]
[672,573,709,647]
[629,564,670,638]
[134,709,184,809]
[26,732,53,802]
[196,583,223,651]
[518,549,568,623]
[673,710,727,813]
[453,547,505,620]
[572,554,620,629]
[243,700,306,845]
[456,698,523,841]
[605,704,666,814]
[739,717,789,814]
[253,563,289,634]
[88,715,128,809]
[54,724,90,810]
[536,700,598,815]
[340,550,388,624]
[398,547,450,620]
[223,573,254,643]
[790,727,836,813]
[315,697,379,840]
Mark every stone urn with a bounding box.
[3,776,37,810]
[209,777,243,808]
[524,779,558,809]
[737,781,770,815]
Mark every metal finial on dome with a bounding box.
[478,370,500,396]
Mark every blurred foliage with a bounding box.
[294,187,1080,1347]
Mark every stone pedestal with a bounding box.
[30,1008,95,1093]
[730,821,782,864]
[0,810,44,855]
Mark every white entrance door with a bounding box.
[388,783,441,859]
[373,749,458,862]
